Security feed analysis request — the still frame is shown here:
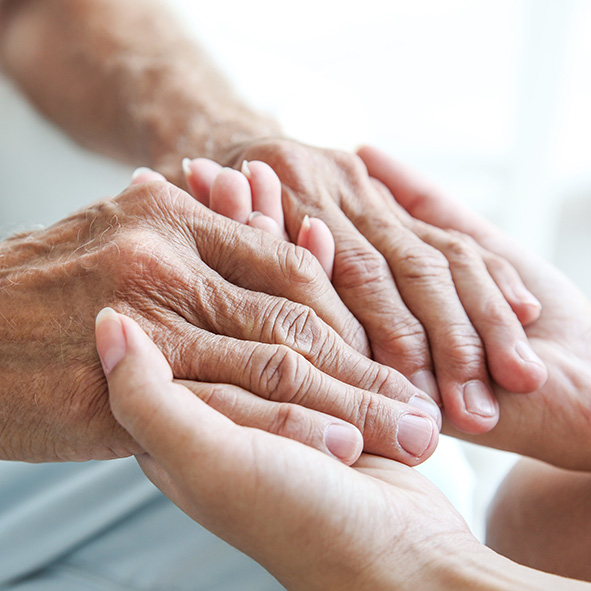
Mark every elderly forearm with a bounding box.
[0,0,280,172]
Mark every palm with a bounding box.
[470,247,591,469]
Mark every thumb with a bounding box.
[357,145,498,242]
[94,308,244,478]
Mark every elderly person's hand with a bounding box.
[178,148,548,437]
[0,178,440,464]
[98,310,580,591]
[360,146,591,470]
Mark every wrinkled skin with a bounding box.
[0,180,437,463]
[358,145,591,470]
[173,137,547,436]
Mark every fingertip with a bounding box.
[95,307,126,375]
[488,342,548,394]
[131,167,166,185]
[513,300,542,326]
[397,414,439,464]
[211,167,253,223]
[297,216,335,279]
[324,423,364,465]
[247,211,284,238]
[183,158,223,205]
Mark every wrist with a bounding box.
[435,545,589,591]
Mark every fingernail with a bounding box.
[515,341,545,368]
[297,215,311,248]
[301,214,311,232]
[241,160,252,178]
[397,415,434,458]
[95,307,127,375]
[409,395,442,431]
[463,381,497,417]
[248,211,263,222]
[410,370,441,404]
[182,157,193,179]
[324,423,363,462]
[131,167,155,181]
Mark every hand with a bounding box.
[178,142,547,435]
[0,177,439,463]
[97,309,483,591]
[359,145,591,470]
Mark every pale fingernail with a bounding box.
[324,423,363,462]
[463,381,497,417]
[248,211,263,222]
[301,214,311,232]
[132,167,156,181]
[410,370,441,404]
[297,215,311,248]
[515,341,546,368]
[241,160,252,178]
[397,415,434,458]
[515,284,542,309]
[409,395,442,431]
[95,307,127,375]
[182,157,193,179]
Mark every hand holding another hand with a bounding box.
[359,146,591,470]
[178,140,547,435]
[0,176,439,464]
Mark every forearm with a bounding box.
[0,0,280,174]
[486,458,591,582]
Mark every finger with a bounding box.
[157,258,437,426]
[247,211,285,239]
[131,167,167,185]
[289,196,437,398]
[478,247,542,326]
[334,178,501,433]
[358,146,544,325]
[413,225,548,393]
[179,380,363,465]
[163,327,439,465]
[357,145,495,240]
[241,160,286,234]
[193,209,370,356]
[182,157,223,206]
[96,308,362,464]
[297,215,335,279]
[209,167,253,224]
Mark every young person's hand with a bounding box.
[99,309,583,591]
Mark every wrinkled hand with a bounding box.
[360,146,591,470]
[0,178,439,463]
[176,138,548,435]
[99,310,482,591]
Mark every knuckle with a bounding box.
[339,314,371,356]
[279,242,324,286]
[351,392,384,440]
[251,344,312,404]
[269,403,313,441]
[356,361,397,397]
[441,326,485,371]
[337,245,392,289]
[376,319,429,363]
[396,243,450,281]
[480,296,513,328]
[485,252,512,276]
[269,301,329,357]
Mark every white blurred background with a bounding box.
[1,0,590,541]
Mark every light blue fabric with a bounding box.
[0,460,284,590]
